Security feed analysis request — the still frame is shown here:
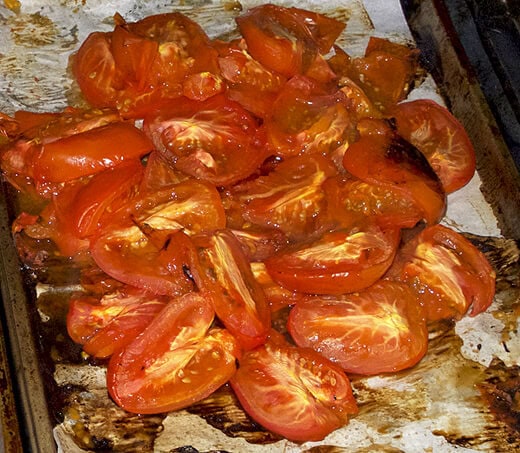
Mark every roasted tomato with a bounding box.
[343,118,446,225]
[287,280,428,375]
[33,122,152,184]
[387,224,496,321]
[322,175,423,230]
[389,99,476,193]
[107,291,240,414]
[91,179,225,295]
[73,12,222,117]
[264,76,356,157]
[67,287,167,359]
[216,38,287,119]
[232,154,337,240]
[330,36,420,111]
[264,224,400,295]
[196,229,271,350]
[143,95,270,186]
[230,336,358,442]
[236,4,344,80]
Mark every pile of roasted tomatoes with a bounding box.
[0,4,496,442]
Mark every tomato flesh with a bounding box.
[388,224,496,321]
[108,291,240,414]
[230,338,357,441]
[288,280,428,375]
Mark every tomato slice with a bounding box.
[33,122,153,184]
[389,99,477,193]
[196,229,271,350]
[233,154,337,240]
[388,224,496,321]
[107,291,240,414]
[264,224,400,295]
[230,337,357,442]
[287,280,428,375]
[343,118,446,225]
[143,95,270,186]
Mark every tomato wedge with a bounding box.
[389,99,477,193]
[387,224,496,321]
[322,175,423,230]
[33,122,152,184]
[230,337,358,442]
[107,291,240,414]
[233,154,337,240]
[196,229,271,350]
[67,287,167,359]
[287,280,428,375]
[264,224,400,295]
[264,76,356,157]
[343,118,446,225]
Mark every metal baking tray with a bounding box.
[1,0,519,451]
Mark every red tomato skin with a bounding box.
[388,224,496,321]
[83,298,167,359]
[265,225,401,295]
[287,280,428,375]
[230,338,357,442]
[389,99,477,193]
[33,122,152,183]
[343,119,446,225]
[52,161,144,241]
[107,291,239,414]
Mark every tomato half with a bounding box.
[389,99,476,193]
[230,337,358,442]
[387,224,496,321]
[343,118,446,225]
[52,160,144,241]
[264,224,400,295]
[196,229,271,350]
[107,291,240,414]
[143,95,270,186]
[287,280,428,375]
[331,36,420,111]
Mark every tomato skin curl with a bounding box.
[230,338,358,442]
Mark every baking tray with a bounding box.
[1,0,519,451]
